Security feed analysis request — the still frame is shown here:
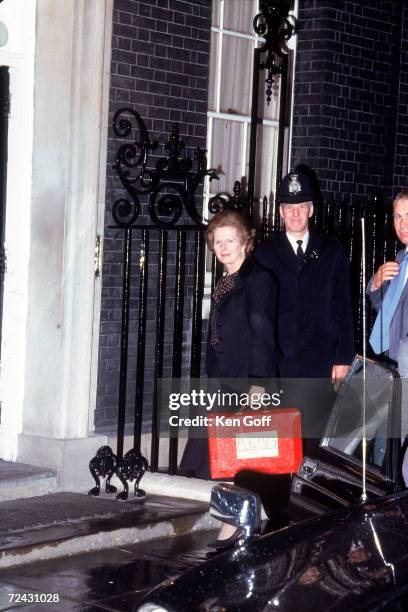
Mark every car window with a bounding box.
[321,357,400,472]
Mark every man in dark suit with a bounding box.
[368,190,408,374]
[368,189,408,470]
[255,168,354,381]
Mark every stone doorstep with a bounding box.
[0,460,57,502]
[0,473,219,569]
[0,475,57,502]
[0,504,217,570]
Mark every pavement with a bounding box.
[0,514,218,611]
[0,461,220,610]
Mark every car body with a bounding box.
[138,357,408,611]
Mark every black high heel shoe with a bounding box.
[208,527,244,551]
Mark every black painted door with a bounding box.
[0,66,9,359]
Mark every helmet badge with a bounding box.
[288,172,301,195]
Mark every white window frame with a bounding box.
[202,0,298,317]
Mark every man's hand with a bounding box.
[331,365,350,391]
[371,261,400,291]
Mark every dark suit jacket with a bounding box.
[254,231,354,378]
[205,256,278,379]
[368,248,408,362]
[181,257,278,479]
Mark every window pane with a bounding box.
[259,70,281,121]
[210,119,245,193]
[255,125,279,202]
[223,0,257,34]
[220,35,253,116]
[208,31,219,111]
[257,40,282,121]
[212,0,221,27]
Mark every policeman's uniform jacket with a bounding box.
[254,231,354,378]
[205,255,278,379]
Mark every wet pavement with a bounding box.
[0,466,218,609]
[0,528,218,611]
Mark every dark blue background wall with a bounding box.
[97,0,211,429]
[291,0,408,202]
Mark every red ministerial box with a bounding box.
[208,408,303,479]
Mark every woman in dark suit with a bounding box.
[180,209,279,478]
[206,210,278,380]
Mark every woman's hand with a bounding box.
[248,385,266,410]
[331,364,350,392]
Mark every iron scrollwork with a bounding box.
[253,0,296,104]
[209,180,249,215]
[112,109,218,227]
[88,446,118,497]
[116,448,148,501]
[88,445,148,501]
[112,108,159,227]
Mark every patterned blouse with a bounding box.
[209,272,238,347]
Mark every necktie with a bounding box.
[296,240,303,263]
[369,254,408,354]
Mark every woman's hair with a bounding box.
[394,189,408,206]
[205,209,256,256]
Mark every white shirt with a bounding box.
[286,231,309,255]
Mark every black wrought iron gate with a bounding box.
[105,110,222,477]
[95,107,399,486]
[91,1,400,493]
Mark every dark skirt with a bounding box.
[179,437,211,480]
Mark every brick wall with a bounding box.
[97,0,408,431]
[96,0,211,430]
[291,0,405,202]
[393,3,408,192]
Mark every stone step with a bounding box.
[0,491,217,568]
[0,460,57,502]
[0,461,219,568]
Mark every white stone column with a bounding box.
[0,0,37,462]
[18,0,113,488]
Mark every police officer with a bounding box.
[254,169,354,447]
[255,168,354,380]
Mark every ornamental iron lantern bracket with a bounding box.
[253,0,296,104]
